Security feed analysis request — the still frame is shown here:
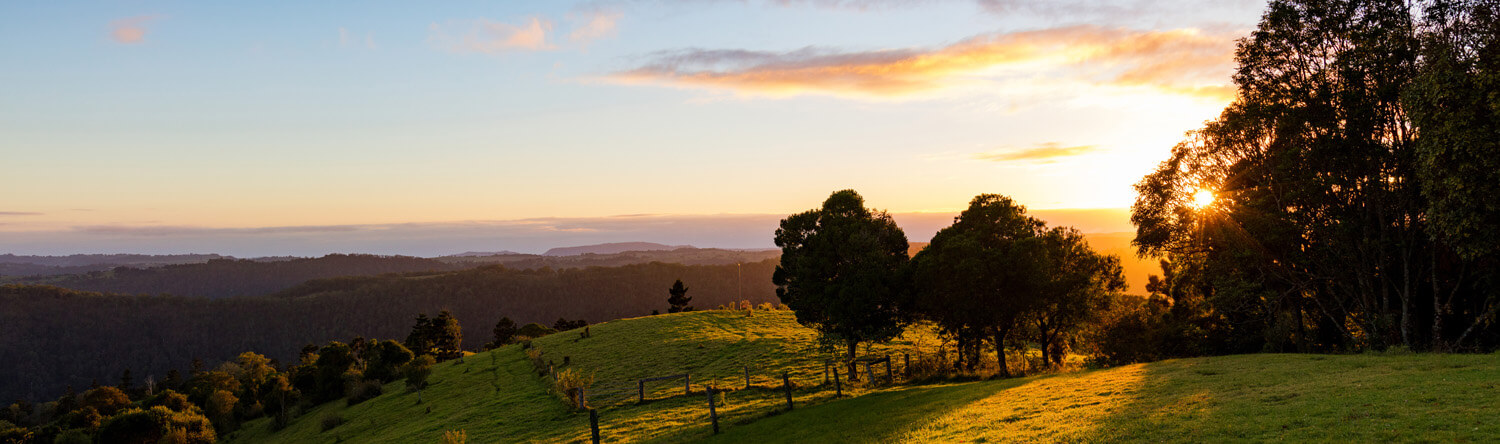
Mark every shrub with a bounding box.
[554,369,594,409]
[757,302,775,311]
[442,429,467,444]
[54,428,92,444]
[516,323,557,338]
[320,413,345,432]
[777,303,791,311]
[346,379,383,406]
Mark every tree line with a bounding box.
[0,307,512,444]
[775,190,1126,379]
[1125,0,1500,357]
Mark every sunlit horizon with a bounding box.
[1,0,1267,254]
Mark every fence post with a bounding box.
[745,366,751,390]
[707,388,720,434]
[638,380,645,403]
[904,353,911,378]
[867,361,876,384]
[833,366,842,397]
[589,408,601,444]
[823,361,830,385]
[885,354,893,382]
[577,387,586,409]
[782,371,794,410]
[684,374,691,396]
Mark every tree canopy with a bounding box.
[774,190,910,378]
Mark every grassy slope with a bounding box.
[226,310,939,444]
[708,353,1500,443]
[227,310,1499,443]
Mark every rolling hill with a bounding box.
[224,310,1500,443]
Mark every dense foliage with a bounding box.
[1128,0,1500,357]
[774,190,911,379]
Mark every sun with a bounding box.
[1191,189,1216,209]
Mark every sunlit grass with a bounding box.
[708,353,1500,443]
[225,311,1500,443]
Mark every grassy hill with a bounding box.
[225,310,1500,443]
[225,309,940,443]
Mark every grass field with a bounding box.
[225,309,941,443]
[225,310,1500,443]
[707,352,1500,443]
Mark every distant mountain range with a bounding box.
[542,242,692,256]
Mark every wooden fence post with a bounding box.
[638,380,645,403]
[589,408,601,444]
[885,354,893,382]
[866,361,876,384]
[823,361,829,385]
[577,387,586,409]
[904,353,910,378]
[707,388,720,434]
[833,366,842,397]
[782,371,793,410]
[685,374,691,396]
[744,366,751,390]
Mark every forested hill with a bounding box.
[9,254,463,298]
[0,260,777,403]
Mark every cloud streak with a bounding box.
[429,17,555,53]
[109,15,161,44]
[974,143,1100,162]
[568,9,622,44]
[0,212,43,217]
[608,25,1237,100]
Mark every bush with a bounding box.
[346,379,384,406]
[516,323,557,338]
[320,413,345,432]
[554,369,594,409]
[442,429,467,444]
[54,428,92,444]
[757,302,775,311]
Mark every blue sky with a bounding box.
[0,0,1266,255]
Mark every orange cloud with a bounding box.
[429,17,555,53]
[974,143,1099,162]
[109,15,161,44]
[609,25,1238,100]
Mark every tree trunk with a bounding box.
[846,339,859,382]
[992,326,1010,378]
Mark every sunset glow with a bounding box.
[0,1,1267,255]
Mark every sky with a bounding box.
[0,0,1267,256]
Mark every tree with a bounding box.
[403,355,436,404]
[406,311,464,360]
[1030,227,1127,366]
[487,317,518,350]
[79,386,131,416]
[1130,0,1499,352]
[516,323,557,338]
[774,189,910,379]
[910,194,1046,376]
[362,340,414,383]
[667,280,693,313]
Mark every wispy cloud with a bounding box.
[429,17,555,53]
[568,9,622,45]
[974,143,1099,162]
[0,212,43,217]
[608,25,1237,100]
[339,27,379,49]
[109,15,162,44]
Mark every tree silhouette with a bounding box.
[667,280,693,313]
[774,190,910,380]
[910,194,1046,376]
